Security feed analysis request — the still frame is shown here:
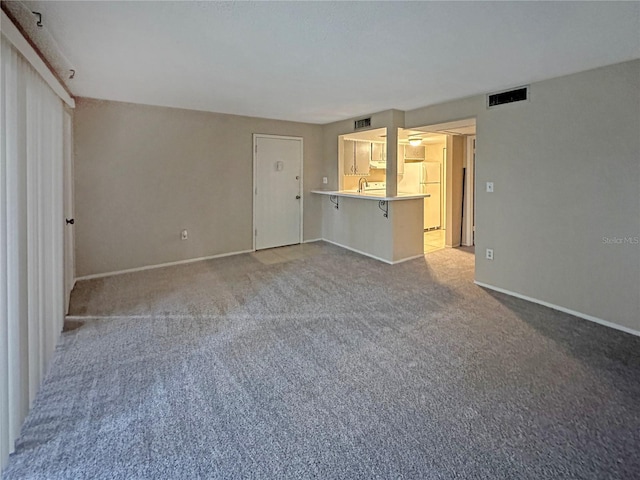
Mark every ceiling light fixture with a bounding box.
[409,137,422,147]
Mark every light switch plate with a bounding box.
[486,182,494,193]
[322,177,328,184]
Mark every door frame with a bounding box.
[462,135,476,246]
[63,108,75,313]
[252,134,304,251]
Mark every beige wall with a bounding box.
[321,197,394,261]
[445,135,465,247]
[425,141,445,163]
[392,199,424,262]
[74,98,324,277]
[406,59,640,332]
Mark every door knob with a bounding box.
[295,195,301,200]
[66,218,74,225]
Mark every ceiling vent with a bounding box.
[487,86,529,108]
[354,117,371,130]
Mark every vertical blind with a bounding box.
[1,34,65,470]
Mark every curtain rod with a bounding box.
[1,10,75,108]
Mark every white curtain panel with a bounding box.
[1,35,65,470]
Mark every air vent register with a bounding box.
[487,86,529,108]
[354,117,371,129]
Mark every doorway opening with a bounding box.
[397,118,477,255]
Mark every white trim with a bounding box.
[303,238,322,243]
[75,249,253,281]
[63,109,75,313]
[321,238,424,265]
[65,315,217,321]
[462,135,475,246]
[252,134,304,251]
[474,281,640,337]
[322,239,393,264]
[65,312,337,321]
[1,11,74,108]
[392,253,426,264]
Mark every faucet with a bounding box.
[357,177,369,193]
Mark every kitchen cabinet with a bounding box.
[398,144,425,176]
[343,140,355,175]
[371,142,385,162]
[343,139,370,176]
[370,142,388,169]
[404,144,426,160]
[355,141,370,175]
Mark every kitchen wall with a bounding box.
[322,109,405,194]
[406,59,640,333]
[74,98,324,277]
[343,168,386,191]
[425,142,445,163]
[320,109,409,258]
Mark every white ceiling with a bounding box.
[8,1,640,124]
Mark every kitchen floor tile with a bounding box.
[424,229,445,253]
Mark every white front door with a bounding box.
[253,135,303,250]
[63,110,75,313]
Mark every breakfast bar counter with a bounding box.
[312,190,426,264]
[311,189,430,201]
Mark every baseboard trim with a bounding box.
[474,281,640,337]
[321,238,424,265]
[321,239,393,264]
[392,253,426,264]
[303,238,322,243]
[75,249,254,281]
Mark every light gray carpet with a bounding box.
[3,243,640,479]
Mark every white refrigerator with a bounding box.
[398,162,442,230]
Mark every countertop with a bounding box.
[311,190,430,201]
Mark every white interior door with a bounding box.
[254,135,303,250]
[63,110,75,313]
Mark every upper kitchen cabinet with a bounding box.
[343,139,356,175]
[403,144,426,160]
[339,128,386,180]
[355,141,370,175]
[398,143,426,175]
[343,139,370,176]
[370,142,386,169]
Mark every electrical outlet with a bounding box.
[181,229,188,240]
[486,182,494,193]
[485,248,494,260]
[322,176,328,185]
